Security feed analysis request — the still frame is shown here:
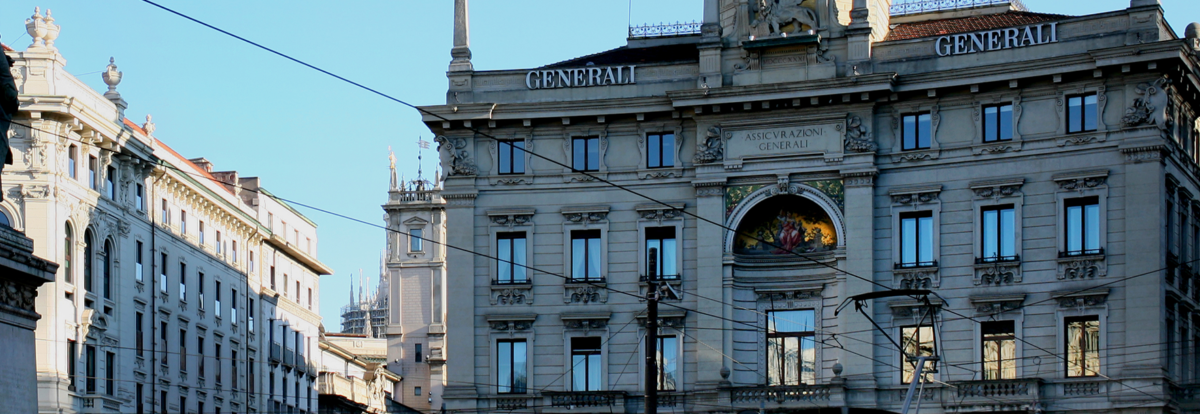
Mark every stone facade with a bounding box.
[0,225,58,414]
[401,0,1200,413]
[4,8,331,414]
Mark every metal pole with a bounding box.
[645,248,659,414]
[900,356,933,414]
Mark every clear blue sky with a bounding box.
[4,0,1196,329]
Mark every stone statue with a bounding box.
[753,0,820,37]
[0,41,18,201]
[1122,75,1171,129]
[694,125,725,163]
[435,135,477,179]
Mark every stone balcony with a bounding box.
[727,384,846,411]
[945,378,1043,412]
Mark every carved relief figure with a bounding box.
[844,114,878,152]
[694,125,725,163]
[435,135,477,179]
[1122,76,1172,129]
[752,0,820,37]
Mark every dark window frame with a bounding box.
[570,229,603,282]
[570,337,603,391]
[645,226,678,281]
[497,339,528,394]
[647,132,676,169]
[1066,93,1099,134]
[1064,196,1102,256]
[498,139,526,175]
[496,232,528,284]
[980,205,1017,262]
[983,104,1014,142]
[901,325,937,384]
[766,310,817,386]
[981,320,1016,380]
[899,211,936,268]
[1065,315,1101,377]
[901,112,932,151]
[572,136,601,172]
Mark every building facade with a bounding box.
[316,332,400,414]
[399,0,1200,412]
[5,7,331,414]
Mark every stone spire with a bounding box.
[449,0,472,72]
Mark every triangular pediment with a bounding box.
[402,216,429,225]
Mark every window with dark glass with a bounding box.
[159,253,168,293]
[136,312,144,357]
[64,224,74,284]
[571,229,602,282]
[232,349,238,389]
[88,156,98,190]
[899,211,935,267]
[497,339,527,394]
[415,343,423,363]
[767,310,816,386]
[983,104,1013,142]
[572,136,600,171]
[84,229,94,292]
[497,232,527,284]
[249,299,255,332]
[656,336,678,391]
[647,132,675,168]
[902,113,932,151]
[135,240,144,282]
[159,321,167,368]
[216,343,222,383]
[136,384,143,414]
[159,391,167,414]
[198,272,205,308]
[571,337,602,391]
[499,140,525,174]
[198,337,205,378]
[180,329,187,371]
[180,210,187,234]
[102,240,113,298]
[215,280,222,318]
[1066,316,1100,377]
[106,166,116,199]
[901,325,936,383]
[645,227,677,280]
[105,351,115,395]
[161,199,169,223]
[1067,94,1098,133]
[410,228,423,252]
[982,321,1016,380]
[1064,197,1101,256]
[86,344,96,393]
[68,340,77,390]
[232,288,238,321]
[199,221,206,245]
[179,262,187,302]
[135,183,144,211]
[981,205,1016,262]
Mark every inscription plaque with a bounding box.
[725,123,842,160]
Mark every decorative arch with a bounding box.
[724,183,846,255]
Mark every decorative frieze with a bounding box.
[562,314,610,331]
[489,285,532,306]
[1053,288,1109,309]
[635,310,687,329]
[969,178,1024,200]
[1057,254,1107,280]
[888,185,941,206]
[487,209,535,228]
[636,203,684,223]
[0,278,39,312]
[1121,144,1167,164]
[561,206,609,224]
[894,266,939,289]
[889,299,943,319]
[974,261,1021,285]
[970,295,1025,315]
[486,315,536,332]
[842,171,876,188]
[693,125,725,164]
[694,181,725,198]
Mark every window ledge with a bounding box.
[973,259,1022,286]
[637,167,685,180]
[489,283,533,306]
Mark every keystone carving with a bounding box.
[1122,76,1172,129]
[435,136,477,179]
[694,125,725,164]
[844,115,878,153]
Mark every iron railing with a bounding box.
[629,21,702,39]
[889,0,1027,16]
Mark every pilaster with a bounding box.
[1119,142,1166,376]
[693,180,726,408]
[440,191,478,409]
[839,171,877,399]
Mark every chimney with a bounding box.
[188,157,214,172]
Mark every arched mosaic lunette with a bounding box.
[723,183,846,255]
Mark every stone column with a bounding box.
[1119,142,1166,377]
[698,0,723,88]
[839,171,877,402]
[439,191,478,410]
[692,181,727,408]
[447,0,474,104]
[0,226,58,414]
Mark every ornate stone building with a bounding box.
[4,7,331,414]
[399,0,1200,412]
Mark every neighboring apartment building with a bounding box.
[5,7,331,414]
[397,0,1200,412]
[317,332,400,414]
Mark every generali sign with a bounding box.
[935,22,1058,57]
[526,65,636,90]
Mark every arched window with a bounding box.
[0,211,11,227]
[64,223,74,284]
[102,240,113,299]
[84,229,94,292]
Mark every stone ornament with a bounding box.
[564,283,607,304]
[488,320,533,331]
[751,0,819,37]
[24,7,61,51]
[489,214,531,228]
[0,278,38,312]
[489,286,532,306]
[1122,76,1171,128]
[693,125,725,164]
[435,135,477,178]
[894,267,938,289]
[972,298,1023,315]
[638,208,680,223]
[1056,292,1107,309]
[636,316,685,329]
[563,211,607,224]
[974,262,1021,286]
[103,58,123,99]
[1055,175,1106,191]
[843,115,877,152]
[563,318,608,330]
[1057,255,1106,280]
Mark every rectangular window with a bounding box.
[571,230,602,282]
[983,104,1013,142]
[982,321,1016,380]
[86,344,96,393]
[1066,316,1100,377]
[647,132,675,168]
[135,183,144,211]
[571,337,602,391]
[232,289,238,321]
[198,337,205,378]
[180,397,185,414]
[767,310,816,386]
[179,262,187,302]
[249,251,255,272]
[268,213,274,231]
[216,343,222,383]
[1067,94,1098,133]
[307,288,312,310]
[572,136,600,171]
[160,253,168,293]
[1065,197,1101,256]
[136,384,143,414]
[497,339,527,394]
[180,210,187,234]
[199,221,206,245]
[415,343,423,363]
[159,322,168,368]
[899,212,935,267]
[410,228,423,252]
[198,272,205,308]
[69,146,77,179]
[657,335,678,391]
[496,232,527,284]
[161,199,169,223]
[498,140,526,174]
[296,281,301,302]
[89,156,98,190]
[415,386,423,397]
[135,241,144,282]
[901,325,936,384]
[249,299,255,332]
[215,280,222,318]
[232,349,238,389]
[68,340,77,391]
[180,329,187,372]
[105,351,115,395]
[160,391,166,414]
[136,312,144,357]
[902,113,932,151]
[249,358,256,393]
[232,240,238,262]
[106,166,116,199]
[981,205,1016,262]
[270,266,276,290]
[216,231,222,254]
[645,227,677,280]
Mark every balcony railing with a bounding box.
[889,0,1027,16]
[730,385,832,404]
[544,391,625,408]
[628,21,702,39]
[948,379,1043,407]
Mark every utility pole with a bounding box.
[644,248,659,414]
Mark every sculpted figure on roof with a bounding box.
[752,0,820,38]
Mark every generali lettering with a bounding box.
[526,65,636,90]
[935,23,1058,57]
